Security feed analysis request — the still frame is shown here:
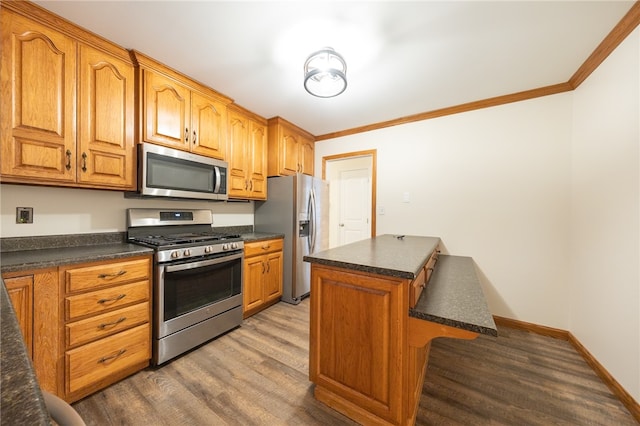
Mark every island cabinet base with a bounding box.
[309,264,479,425]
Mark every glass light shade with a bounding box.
[303,47,347,98]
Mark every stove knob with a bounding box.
[204,246,212,253]
[183,249,191,257]
[171,251,180,259]
[231,242,238,250]
[222,243,230,251]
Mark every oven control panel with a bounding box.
[158,241,244,263]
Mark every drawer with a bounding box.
[66,280,149,321]
[66,323,150,395]
[409,267,426,309]
[425,245,440,284]
[66,301,150,348]
[244,238,283,257]
[65,258,150,293]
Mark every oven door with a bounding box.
[156,251,243,338]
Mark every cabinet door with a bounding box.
[248,121,268,199]
[77,44,135,189]
[299,136,315,176]
[263,251,283,304]
[4,275,34,357]
[1,11,76,182]
[243,255,265,315]
[142,70,190,151]
[227,110,249,198]
[280,131,300,176]
[191,91,227,159]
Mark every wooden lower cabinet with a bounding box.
[66,323,150,396]
[61,256,152,402]
[243,238,283,318]
[2,268,60,395]
[2,255,152,403]
[4,275,34,356]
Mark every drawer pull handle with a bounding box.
[98,317,127,330]
[98,294,126,304]
[98,270,126,279]
[261,245,270,250]
[98,349,126,364]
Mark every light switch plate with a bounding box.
[16,207,33,224]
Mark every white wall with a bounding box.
[314,94,573,329]
[0,184,254,237]
[570,27,639,402]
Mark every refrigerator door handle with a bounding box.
[309,188,317,253]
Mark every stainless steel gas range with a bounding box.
[126,208,244,365]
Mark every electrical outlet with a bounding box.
[16,207,33,224]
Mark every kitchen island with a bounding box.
[304,234,497,425]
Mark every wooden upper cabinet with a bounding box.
[267,117,315,177]
[227,104,267,200]
[0,3,136,190]
[78,44,135,188]
[248,121,268,198]
[191,91,227,159]
[133,50,232,160]
[142,70,190,149]
[299,135,315,175]
[1,11,77,182]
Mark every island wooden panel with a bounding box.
[310,264,408,425]
[309,255,481,425]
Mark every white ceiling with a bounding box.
[34,1,635,137]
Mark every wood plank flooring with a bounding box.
[72,299,637,425]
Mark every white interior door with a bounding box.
[338,168,371,246]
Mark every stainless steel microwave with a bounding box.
[136,143,228,201]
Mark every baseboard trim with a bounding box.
[493,315,640,423]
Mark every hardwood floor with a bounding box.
[72,299,637,425]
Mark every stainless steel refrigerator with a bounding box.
[254,173,329,304]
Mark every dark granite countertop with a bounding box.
[0,243,153,273]
[240,232,284,243]
[303,234,441,279]
[1,277,51,425]
[0,230,285,273]
[409,255,497,337]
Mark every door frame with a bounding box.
[322,150,377,239]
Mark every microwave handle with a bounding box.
[164,252,243,273]
[213,166,221,194]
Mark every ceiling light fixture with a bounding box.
[303,47,347,98]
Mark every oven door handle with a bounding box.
[164,252,243,273]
